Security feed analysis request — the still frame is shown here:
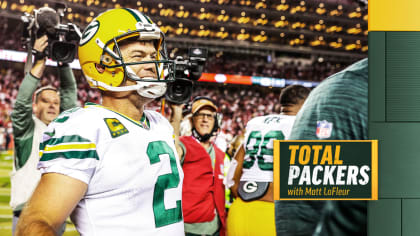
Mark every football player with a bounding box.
[288,59,368,236]
[226,85,310,236]
[16,8,184,236]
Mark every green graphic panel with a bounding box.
[368,32,385,122]
[368,199,401,236]
[369,31,420,236]
[370,122,420,197]
[387,32,420,122]
[402,199,420,236]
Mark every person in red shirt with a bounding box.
[171,97,226,236]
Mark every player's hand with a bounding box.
[33,35,48,54]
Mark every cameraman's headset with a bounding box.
[190,96,222,142]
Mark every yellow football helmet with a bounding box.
[78,8,174,98]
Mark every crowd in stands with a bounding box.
[0,62,287,150]
[0,17,21,52]
[0,16,350,82]
[0,15,356,151]
[203,52,345,81]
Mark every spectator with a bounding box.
[171,96,227,236]
[10,32,77,235]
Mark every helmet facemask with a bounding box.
[79,9,175,98]
[96,29,174,98]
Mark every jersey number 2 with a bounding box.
[147,141,182,228]
[243,130,284,170]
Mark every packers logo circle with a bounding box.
[243,181,258,193]
[80,20,99,46]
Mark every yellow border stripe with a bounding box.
[371,140,378,200]
[369,0,420,31]
[276,140,378,200]
[273,140,280,200]
[279,140,373,143]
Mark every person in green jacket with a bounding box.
[274,58,368,236]
[10,35,77,235]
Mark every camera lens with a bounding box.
[51,41,77,63]
[165,78,193,104]
[173,83,185,96]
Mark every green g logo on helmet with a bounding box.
[80,20,99,46]
[77,8,175,95]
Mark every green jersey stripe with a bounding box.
[40,135,93,150]
[40,150,99,162]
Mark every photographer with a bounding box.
[10,33,77,235]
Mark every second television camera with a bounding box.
[166,48,208,104]
[21,3,81,64]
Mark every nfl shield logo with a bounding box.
[316,120,333,139]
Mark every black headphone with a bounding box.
[190,96,222,142]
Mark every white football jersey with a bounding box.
[240,114,295,182]
[38,104,184,236]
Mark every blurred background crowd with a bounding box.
[0,0,367,151]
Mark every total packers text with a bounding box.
[287,145,370,187]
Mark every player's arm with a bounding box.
[230,145,245,198]
[169,103,184,159]
[15,173,87,236]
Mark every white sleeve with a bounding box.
[37,111,99,184]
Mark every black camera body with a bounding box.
[165,48,208,104]
[21,4,81,64]
[47,23,81,63]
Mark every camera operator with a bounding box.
[10,34,77,235]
